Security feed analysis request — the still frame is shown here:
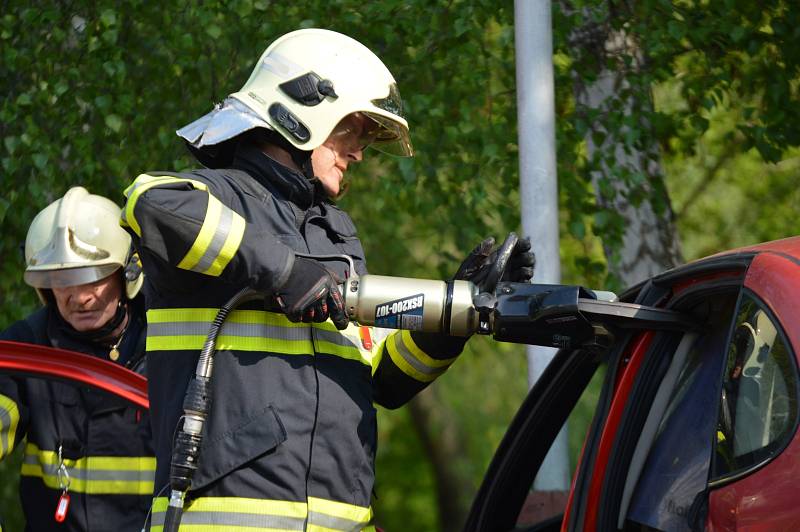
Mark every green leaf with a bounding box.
[206,25,222,40]
[32,153,48,170]
[3,136,19,155]
[105,114,123,133]
[569,219,586,239]
[100,9,117,27]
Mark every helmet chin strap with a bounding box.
[249,128,316,180]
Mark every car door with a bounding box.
[704,249,800,530]
[462,270,719,532]
[604,250,800,532]
[464,251,783,532]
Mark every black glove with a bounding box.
[453,236,535,289]
[275,257,349,330]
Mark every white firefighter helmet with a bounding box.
[177,28,412,162]
[24,187,143,301]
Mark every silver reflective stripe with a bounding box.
[309,511,367,531]
[150,510,306,529]
[313,328,359,349]
[391,333,446,377]
[23,454,155,482]
[191,202,233,274]
[125,175,173,197]
[148,320,310,341]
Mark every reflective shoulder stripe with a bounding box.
[121,173,209,237]
[0,394,20,459]
[176,193,246,277]
[386,330,458,383]
[149,496,373,532]
[21,442,155,495]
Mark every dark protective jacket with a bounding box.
[121,144,464,531]
[0,299,154,532]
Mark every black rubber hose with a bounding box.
[162,286,256,531]
[162,505,183,532]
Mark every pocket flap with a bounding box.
[191,404,287,490]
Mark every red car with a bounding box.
[466,236,800,531]
[2,237,798,532]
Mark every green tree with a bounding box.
[2,2,799,531]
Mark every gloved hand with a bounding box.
[275,257,349,330]
[453,236,535,289]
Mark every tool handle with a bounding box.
[294,252,357,280]
[481,232,519,295]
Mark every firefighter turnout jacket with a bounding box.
[0,299,154,532]
[121,144,464,531]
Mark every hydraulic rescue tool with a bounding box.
[162,233,693,530]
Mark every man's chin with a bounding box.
[66,313,103,332]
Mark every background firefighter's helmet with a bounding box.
[177,28,413,166]
[24,186,143,301]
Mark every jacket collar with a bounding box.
[232,143,327,209]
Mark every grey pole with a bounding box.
[514,0,570,492]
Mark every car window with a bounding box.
[712,293,799,479]
[625,293,738,531]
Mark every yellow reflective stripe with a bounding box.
[151,496,307,531]
[147,308,282,324]
[211,208,246,275]
[176,194,246,276]
[177,191,223,270]
[147,333,315,354]
[21,443,155,495]
[147,310,372,369]
[146,308,315,355]
[0,394,20,458]
[308,496,373,532]
[386,330,457,383]
[312,322,373,367]
[149,496,373,532]
[121,173,208,236]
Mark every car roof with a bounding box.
[621,235,800,303]
[707,235,800,261]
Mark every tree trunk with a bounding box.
[568,6,683,286]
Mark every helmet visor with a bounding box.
[24,264,121,289]
[364,112,414,157]
[367,83,413,156]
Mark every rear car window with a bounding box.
[713,292,799,479]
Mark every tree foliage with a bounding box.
[1,1,799,531]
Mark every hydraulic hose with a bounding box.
[162,286,256,532]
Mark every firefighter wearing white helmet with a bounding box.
[122,28,531,530]
[25,186,144,302]
[0,186,154,531]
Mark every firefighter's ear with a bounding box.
[124,251,144,299]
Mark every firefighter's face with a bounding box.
[312,113,379,197]
[52,273,123,332]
